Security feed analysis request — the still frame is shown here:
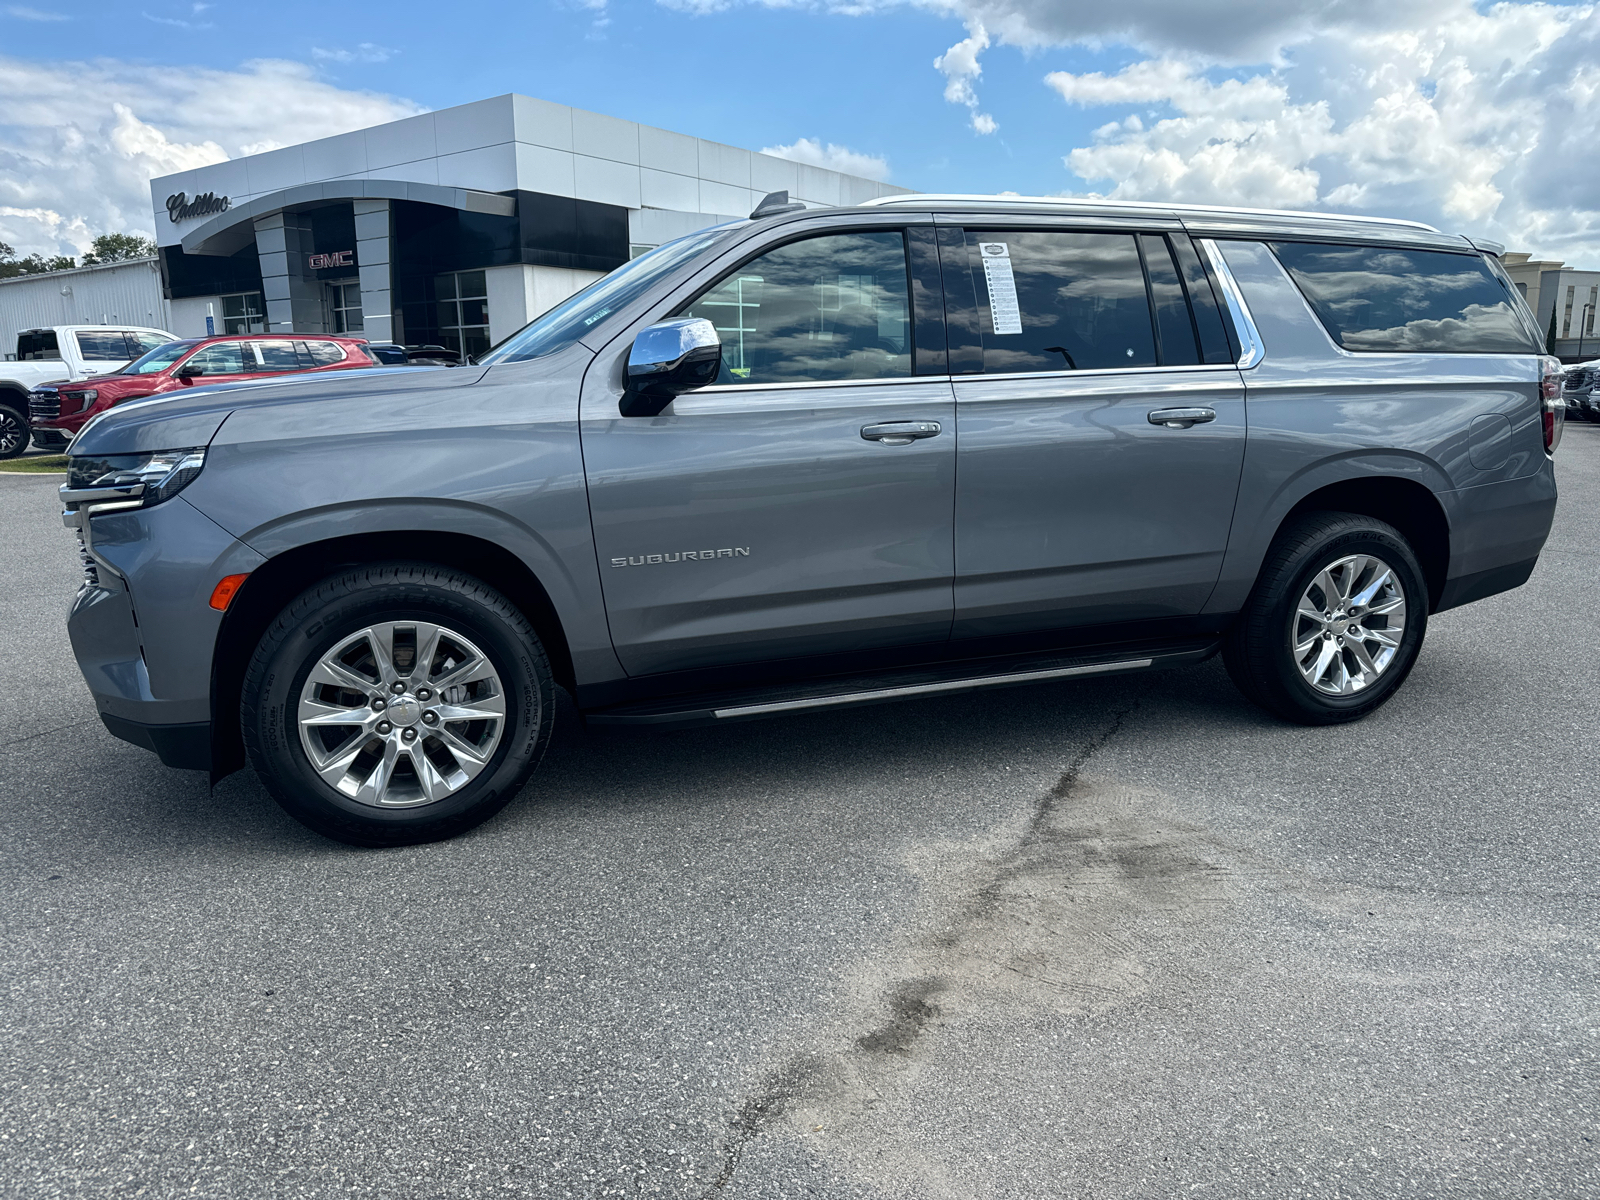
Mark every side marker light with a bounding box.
[209,573,250,611]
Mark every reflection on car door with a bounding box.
[946,226,1247,638]
[580,228,957,677]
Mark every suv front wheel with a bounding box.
[0,404,28,459]
[242,564,556,846]
[1224,512,1428,725]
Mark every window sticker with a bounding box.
[979,242,1023,335]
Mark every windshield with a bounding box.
[120,340,198,376]
[476,226,737,366]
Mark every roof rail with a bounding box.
[860,193,1441,233]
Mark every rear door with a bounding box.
[943,222,1247,639]
[580,223,957,677]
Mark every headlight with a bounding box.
[65,447,207,508]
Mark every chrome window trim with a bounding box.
[952,363,1241,385]
[690,373,946,394]
[1198,239,1265,370]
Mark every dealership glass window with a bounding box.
[330,283,364,334]
[1271,242,1541,354]
[435,270,490,359]
[221,292,265,335]
[677,232,912,386]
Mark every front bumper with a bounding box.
[64,495,264,771]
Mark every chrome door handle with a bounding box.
[862,420,941,446]
[1148,407,1216,429]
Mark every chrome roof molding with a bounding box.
[861,193,1441,234]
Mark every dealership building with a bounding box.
[1,94,908,358]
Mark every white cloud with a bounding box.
[0,55,422,257]
[935,21,998,135]
[140,9,213,29]
[1040,3,1600,257]
[4,5,70,19]
[311,43,400,64]
[759,137,891,181]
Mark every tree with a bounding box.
[81,232,157,265]
[0,242,76,279]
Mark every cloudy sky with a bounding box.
[2,0,1597,264]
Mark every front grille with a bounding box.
[74,529,99,587]
[29,388,60,419]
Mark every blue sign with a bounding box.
[205,315,215,335]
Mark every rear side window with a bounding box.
[968,232,1155,373]
[254,340,302,370]
[129,332,170,356]
[17,330,60,360]
[1270,242,1540,354]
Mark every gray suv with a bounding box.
[60,194,1562,846]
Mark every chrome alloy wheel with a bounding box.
[1292,553,1408,696]
[0,409,25,456]
[1292,556,1408,700]
[296,621,506,808]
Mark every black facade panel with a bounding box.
[159,244,264,300]
[515,191,629,272]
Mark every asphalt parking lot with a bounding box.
[3,427,1597,1200]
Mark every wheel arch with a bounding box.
[210,530,577,780]
[1278,476,1450,611]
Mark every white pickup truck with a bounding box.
[0,324,176,457]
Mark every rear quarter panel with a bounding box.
[1204,238,1548,615]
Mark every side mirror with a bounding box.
[175,364,204,380]
[619,318,721,417]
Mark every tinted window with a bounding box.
[1140,234,1201,367]
[187,342,247,375]
[678,231,911,386]
[123,340,195,375]
[1270,242,1540,354]
[18,330,60,360]
[479,226,732,366]
[129,332,170,356]
[75,331,131,361]
[368,344,408,364]
[255,340,302,370]
[304,341,347,366]
[969,231,1156,373]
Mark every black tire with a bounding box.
[1223,511,1428,725]
[0,405,28,460]
[242,563,555,846]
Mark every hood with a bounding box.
[69,363,474,456]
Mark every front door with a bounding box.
[947,227,1247,638]
[176,340,255,389]
[580,228,957,677]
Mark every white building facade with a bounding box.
[148,94,909,354]
[0,258,170,358]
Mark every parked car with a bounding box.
[59,192,1559,847]
[365,342,460,367]
[0,325,175,456]
[30,333,375,442]
[1562,359,1600,421]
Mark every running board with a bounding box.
[584,640,1216,729]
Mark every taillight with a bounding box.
[1540,356,1565,455]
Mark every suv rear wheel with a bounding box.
[1224,512,1428,725]
[242,564,555,846]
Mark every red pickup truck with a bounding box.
[29,333,375,442]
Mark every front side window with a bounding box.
[123,340,196,375]
[678,231,912,386]
[221,292,266,335]
[1270,242,1541,354]
[76,330,131,361]
[968,231,1158,374]
[186,342,247,375]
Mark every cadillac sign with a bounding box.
[166,191,231,223]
